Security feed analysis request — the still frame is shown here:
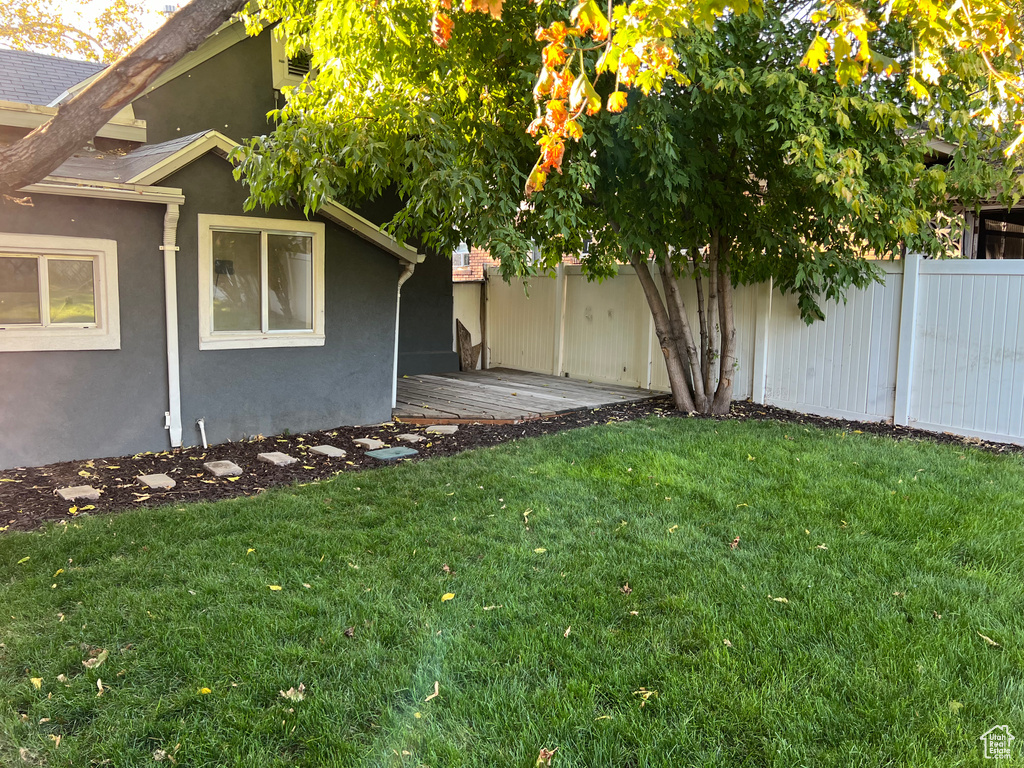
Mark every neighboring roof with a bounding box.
[45,130,423,264]
[0,49,104,106]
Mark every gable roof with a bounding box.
[45,130,423,264]
[0,49,104,106]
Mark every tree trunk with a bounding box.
[712,241,736,414]
[659,259,707,411]
[629,251,696,412]
[0,0,249,197]
[705,232,720,399]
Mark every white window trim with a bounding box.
[198,214,325,351]
[0,232,120,352]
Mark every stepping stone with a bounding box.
[55,485,100,501]
[137,473,176,490]
[366,447,419,461]
[397,433,426,443]
[204,460,242,477]
[257,451,298,467]
[353,438,386,450]
[309,445,347,458]
[425,425,459,435]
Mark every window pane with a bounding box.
[267,234,313,331]
[48,258,96,324]
[0,256,40,324]
[212,231,261,331]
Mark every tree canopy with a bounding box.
[233,0,1023,412]
[0,0,149,62]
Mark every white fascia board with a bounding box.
[926,138,957,157]
[319,201,424,264]
[131,129,424,264]
[127,130,238,185]
[23,180,185,205]
[0,99,147,142]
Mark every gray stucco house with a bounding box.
[0,26,457,470]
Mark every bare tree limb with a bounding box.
[0,0,249,197]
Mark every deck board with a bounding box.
[394,368,658,423]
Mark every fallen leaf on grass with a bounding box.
[96,678,105,697]
[978,632,1001,648]
[769,595,789,604]
[620,583,632,594]
[730,536,740,550]
[279,683,306,702]
[533,547,547,554]
[667,525,678,533]
[723,639,733,648]
[30,677,42,689]
[18,556,30,565]
[563,626,571,638]
[246,548,255,555]
[482,605,503,611]
[48,735,61,749]
[344,627,355,637]
[441,593,455,602]
[268,585,283,591]
[815,544,828,550]
[82,649,108,669]
[536,747,559,766]
[949,700,963,713]
[424,681,440,702]
[198,687,211,695]
[632,688,658,707]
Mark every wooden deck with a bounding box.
[393,368,660,423]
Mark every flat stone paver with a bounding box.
[397,433,426,443]
[138,473,176,490]
[257,451,298,467]
[354,438,386,450]
[56,485,101,501]
[366,447,419,461]
[204,460,243,477]
[309,445,347,457]
[425,425,459,435]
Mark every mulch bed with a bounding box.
[1,398,1020,534]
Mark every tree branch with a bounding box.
[0,0,249,197]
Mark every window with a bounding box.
[453,241,471,268]
[982,218,1024,259]
[0,233,119,352]
[198,215,325,350]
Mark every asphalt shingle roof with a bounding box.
[0,49,105,106]
[48,131,213,184]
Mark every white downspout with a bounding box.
[160,203,183,448]
[392,262,416,408]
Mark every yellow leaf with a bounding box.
[770,596,789,604]
[80,505,95,511]
[17,556,30,565]
[68,506,78,515]
[78,470,91,478]
[533,547,547,554]
[53,568,64,578]
[268,585,283,591]
[226,477,239,482]
[246,548,255,555]
[198,687,211,694]
[441,593,455,602]
[0,478,20,482]
[978,632,1001,648]
[30,677,42,689]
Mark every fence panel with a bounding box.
[485,274,557,374]
[561,267,651,387]
[763,264,903,421]
[909,260,1024,442]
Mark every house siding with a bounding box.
[131,31,278,146]
[0,194,169,469]
[164,155,399,447]
[399,245,458,374]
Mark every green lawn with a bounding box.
[2,416,1022,767]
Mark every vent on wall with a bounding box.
[287,51,312,78]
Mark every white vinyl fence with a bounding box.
[452,256,1024,445]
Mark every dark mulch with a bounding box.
[1,397,1019,534]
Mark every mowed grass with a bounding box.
[1,416,1023,768]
